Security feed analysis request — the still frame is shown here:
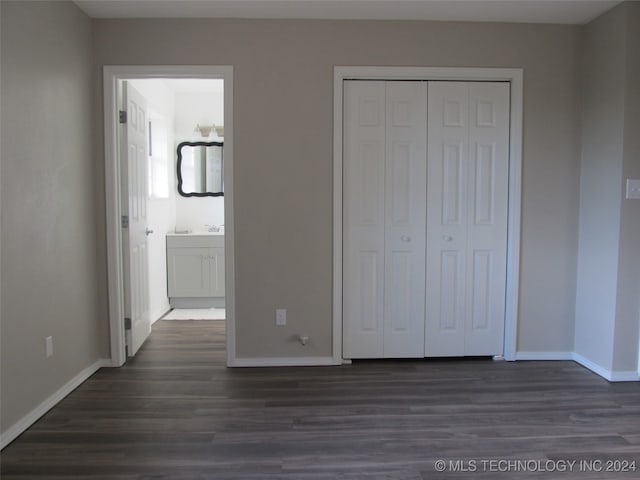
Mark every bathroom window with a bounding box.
[147,117,169,199]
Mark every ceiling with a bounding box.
[74,0,620,25]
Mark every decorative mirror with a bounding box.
[176,141,224,197]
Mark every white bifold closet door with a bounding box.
[342,80,509,359]
[425,81,510,357]
[343,81,427,358]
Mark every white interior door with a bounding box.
[343,81,427,358]
[122,81,151,357]
[425,81,509,356]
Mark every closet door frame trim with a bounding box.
[333,67,523,363]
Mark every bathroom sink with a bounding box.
[168,229,224,236]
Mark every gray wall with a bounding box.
[4,0,634,443]
[92,18,583,357]
[614,2,640,372]
[575,1,640,374]
[0,1,104,433]
[575,4,626,370]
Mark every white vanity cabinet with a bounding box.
[166,234,224,308]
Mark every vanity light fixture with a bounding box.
[195,124,224,138]
[195,124,214,137]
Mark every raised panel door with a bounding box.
[426,82,469,356]
[343,81,386,358]
[464,82,509,355]
[425,81,509,357]
[383,82,426,357]
[122,82,151,357]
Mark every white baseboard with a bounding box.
[606,370,640,382]
[572,353,640,382]
[0,358,110,450]
[515,351,574,361]
[150,306,171,325]
[229,356,340,367]
[516,351,639,382]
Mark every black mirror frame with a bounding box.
[176,141,224,197]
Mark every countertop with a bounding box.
[166,231,224,236]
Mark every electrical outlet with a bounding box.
[45,336,54,358]
[275,309,287,326]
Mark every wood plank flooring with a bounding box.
[2,320,639,479]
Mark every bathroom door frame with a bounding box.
[103,65,236,367]
[332,66,524,363]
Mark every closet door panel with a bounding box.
[384,82,427,357]
[426,81,509,357]
[442,143,465,226]
[426,82,469,356]
[464,82,509,355]
[343,81,386,358]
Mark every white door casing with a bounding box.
[104,66,235,368]
[121,81,152,356]
[333,67,523,364]
[425,81,510,357]
[342,81,427,358]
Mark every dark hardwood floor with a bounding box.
[2,320,639,479]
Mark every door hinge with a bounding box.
[124,317,132,330]
[121,215,129,229]
[119,110,127,124]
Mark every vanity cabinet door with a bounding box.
[209,247,225,297]
[167,247,211,297]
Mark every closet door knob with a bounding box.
[443,235,453,242]
[401,235,412,242]
[145,228,154,236]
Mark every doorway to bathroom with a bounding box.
[103,66,236,368]
[128,77,225,338]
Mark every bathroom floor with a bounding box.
[162,307,225,320]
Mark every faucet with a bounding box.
[206,224,222,232]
